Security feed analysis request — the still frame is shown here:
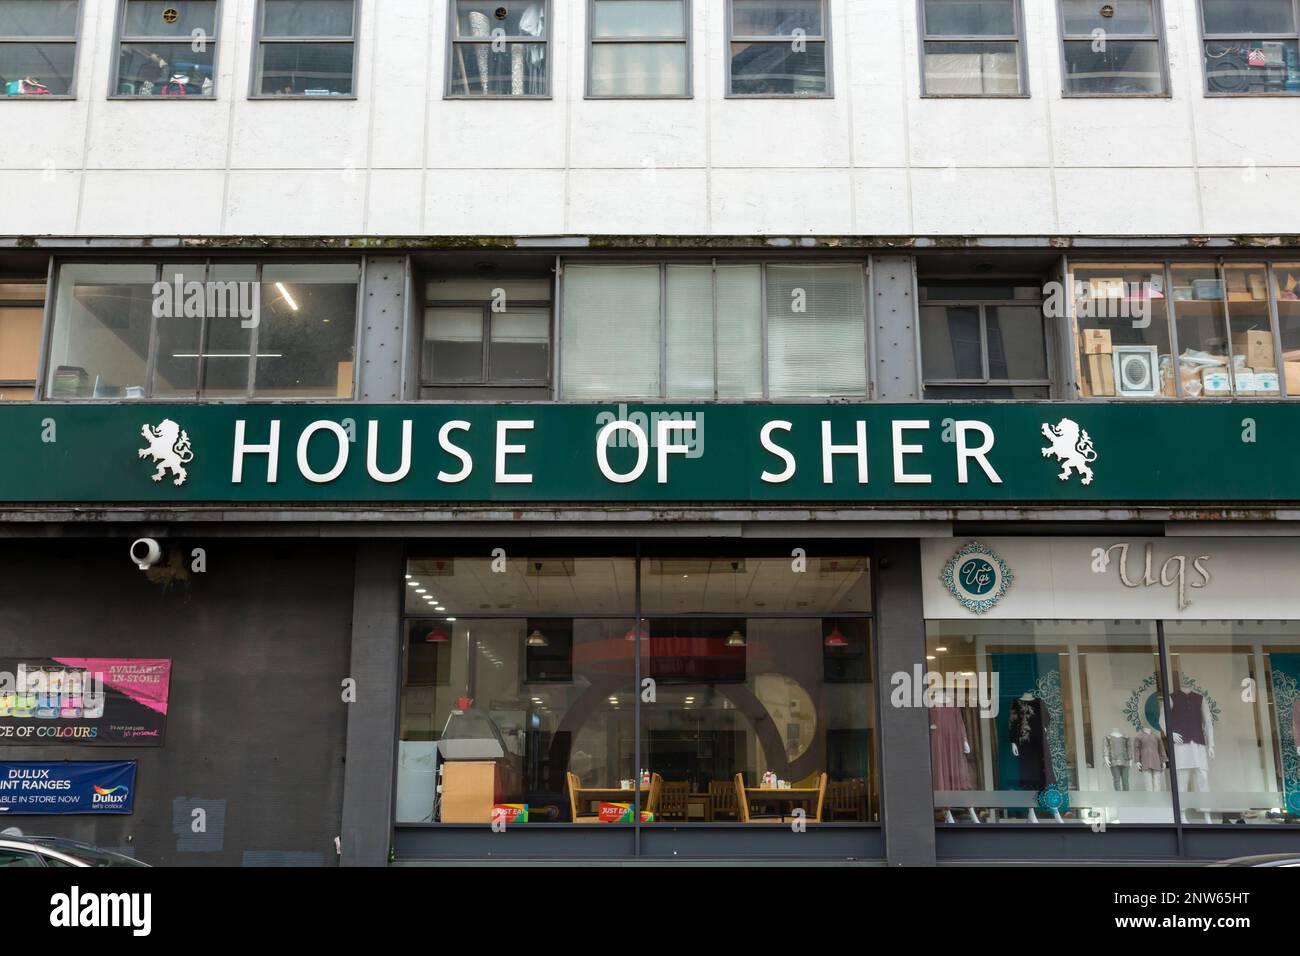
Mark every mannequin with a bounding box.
[931,689,979,824]
[1104,728,1133,791]
[1008,690,1056,823]
[1134,727,1167,790]
[1169,677,1214,822]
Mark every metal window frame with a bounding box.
[444,0,553,99]
[586,0,692,99]
[917,0,1030,98]
[725,0,834,99]
[556,257,871,402]
[249,0,360,100]
[919,297,1053,394]
[1056,0,1170,98]
[0,0,84,101]
[109,0,222,100]
[421,292,553,388]
[1197,0,1300,97]
[40,255,364,402]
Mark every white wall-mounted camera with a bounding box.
[130,537,162,569]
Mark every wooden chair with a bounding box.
[566,771,599,823]
[658,780,689,821]
[708,779,737,821]
[733,773,783,824]
[811,772,829,823]
[827,778,866,821]
[644,772,664,819]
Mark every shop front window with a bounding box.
[44,260,358,399]
[925,620,1175,826]
[0,281,44,400]
[396,550,878,827]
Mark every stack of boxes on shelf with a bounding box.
[1230,329,1280,397]
[1080,328,1115,397]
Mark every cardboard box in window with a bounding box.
[1086,353,1115,396]
[1230,331,1276,371]
[1285,362,1300,397]
[1081,328,1112,355]
[440,760,501,823]
[1234,369,1258,397]
[1254,370,1281,396]
[336,361,353,397]
[1201,367,1232,397]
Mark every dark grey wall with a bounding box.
[0,539,355,866]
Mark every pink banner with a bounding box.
[53,659,171,715]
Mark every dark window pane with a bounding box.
[590,42,687,95]
[1203,39,1299,94]
[425,307,485,383]
[0,42,75,94]
[123,1,217,37]
[593,0,684,38]
[1061,0,1155,35]
[1063,39,1164,94]
[1202,0,1296,35]
[986,305,1047,380]
[0,0,78,36]
[923,384,1050,399]
[255,41,354,95]
[152,264,204,398]
[200,263,257,398]
[924,40,1022,94]
[729,40,826,94]
[731,0,822,36]
[923,0,1016,36]
[920,304,983,379]
[455,0,546,37]
[254,264,358,397]
[449,42,547,95]
[263,0,354,37]
[116,42,215,95]
[489,308,549,382]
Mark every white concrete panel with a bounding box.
[229,101,372,170]
[0,103,90,169]
[911,167,1056,234]
[366,169,425,234]
[569,100,709,169]
[711,168,852,234]
[1200,168,1300,235]
[710,99,852,169]
[568,168,707,233]
[1051,99,1196,169]
[79,170,225,234]
[423,168,566,235]
[1053,167,1201,234]
[853,168,912,235]
[910,99,1052,168]
[364,0,433,170]
[424,102,569,170]
[845,0,910,167]
[0,171,81,233]
[1192,100,1300,169]
[86,103,233,170]
[224,169,366,233]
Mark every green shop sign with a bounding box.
[0,402,1292,504]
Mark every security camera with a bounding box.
[130,538,162,569]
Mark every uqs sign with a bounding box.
[1092,543,1211,611]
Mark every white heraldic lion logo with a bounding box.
[138,420,194,486]
[1041,418,1097,486]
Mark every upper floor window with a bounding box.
[0,0,80,97]
[0,281,44,400]
[588,0,690,97]
[45,260,359,400]
[919,0,1027,96]
[727,0,830,97]
[1199,0,1300,95]
[252,0,357,97]
[560,261,867,399]
[114,0,219,98]
[919,283,1050,398]
[1069,260,1300,399]
[423,277,551,388]
[447,0,550,97]
[1058,0,1168,95]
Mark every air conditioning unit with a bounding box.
[1112,346,1160,398]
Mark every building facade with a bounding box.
[1,0,1300,866]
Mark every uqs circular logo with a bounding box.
[942,542,1013,614]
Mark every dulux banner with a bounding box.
[0,761,136,815]
[0,401,1295,503]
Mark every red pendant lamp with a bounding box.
[824,624,848,647]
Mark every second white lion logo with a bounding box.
[1041,418,1097,486]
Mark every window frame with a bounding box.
[421,286,553,388]
[1056,0,1170,98]
[444,0,553,100]
[1197,0,1300,97]
[110,0,222,101]
[39,256,364,402]
[917,0,1030,98]
[248,0,360,101]
[1064,256,1300,401]
[919,291,1054,397]
[557,257,871,402]
[724,0,834,99]
[0,278,45,400]
[0,0,84,101]
[585,0,692,99]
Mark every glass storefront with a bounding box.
[396,548,878,828]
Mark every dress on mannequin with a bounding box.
[1008,695,1055,790]
[1134,728,1167,791]
[931,701,972,790]
[1169,689,1214,793]
[1103,732,1133,791]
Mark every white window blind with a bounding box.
[715,264,764,398]
[665,265,714,397]
[765,264,867,397]
[561,264,661,398]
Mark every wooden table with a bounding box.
[741,786,819,821]
[574,787,645,813]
